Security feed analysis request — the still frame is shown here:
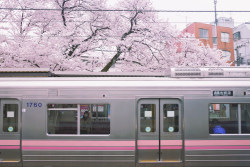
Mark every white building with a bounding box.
[233,23,250,66]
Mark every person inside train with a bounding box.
[211,119,226,134]
[80,111,92,134]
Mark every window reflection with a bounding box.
[80,104,110,135]
[48,110,77,134]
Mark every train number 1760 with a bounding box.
[26,102,43,108]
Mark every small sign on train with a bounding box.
[7,111,15,118]
[213,91,233,96]
[167,111,175,117]
[144,111,152,118]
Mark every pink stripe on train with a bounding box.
[22,140,135,147]
[22,146,135,150]
[161,140,182,146]
[137,140,182,150]
[185,140,250,146]
[161,146,182,149]
[137,146,158,150]
[0,146,20,149]
[137,146,182,150]
[22,140,183,150]
[137,140,182,146]
[185,146,250,150]
[185,140,250,150]
[0,140,20,146]
[137,140,158,146]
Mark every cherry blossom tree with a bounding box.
[0,0,228,72]
[175,33,228,67]
[99,0,228,72]
[100,0,178,72]
[0,0,110,71]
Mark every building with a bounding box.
[233,23,250,66]
[217,17,234,29]
[183,22,235,65]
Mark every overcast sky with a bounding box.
[107,0,250,30]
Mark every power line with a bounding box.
[1,8,250,12]
[1,34,249,40]
[1,20,248,24]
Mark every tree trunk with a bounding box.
[101,47,122,72]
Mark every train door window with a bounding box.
[163,104,179,132]
[80,104,110,135]
[47,104,77,134]
[140,104,156,133]
[3,104,18,132]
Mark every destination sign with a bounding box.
[213,91,233,96]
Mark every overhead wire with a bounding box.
[0,7,249,24]
[0,34,249,41]
[1,8,250,12]
[1,19,249,25]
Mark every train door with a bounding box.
[0,99,21,164]
[137,98,183,166]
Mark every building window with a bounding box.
[213,37,217,44]
[247,59,250,65]
[199,29,209,39]
[47,104,110,135]
[209,104,250,134]
[233,32,241,41]
[221,32,230,42]
[222,50,231,61]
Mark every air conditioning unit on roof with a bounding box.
[171,67,250,78]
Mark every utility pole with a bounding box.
[235,47,241,66]
[214,0,218,25]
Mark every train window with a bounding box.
[47,104,110,135]
[209,104,238,134]
[241,104,250,134]
[209,103,250,134]
[140,104,156,133]
[48,109,78,134]
[3,104,18,132]
[80,104,110,135]
[163,104,179,132]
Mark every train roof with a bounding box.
[1,67,250,78]
[0,74,250,89]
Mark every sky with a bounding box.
[107,0,250,30]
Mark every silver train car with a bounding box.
[1,67,250,167]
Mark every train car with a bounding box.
[0,67,250,167]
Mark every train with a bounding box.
[0,67,250,167]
